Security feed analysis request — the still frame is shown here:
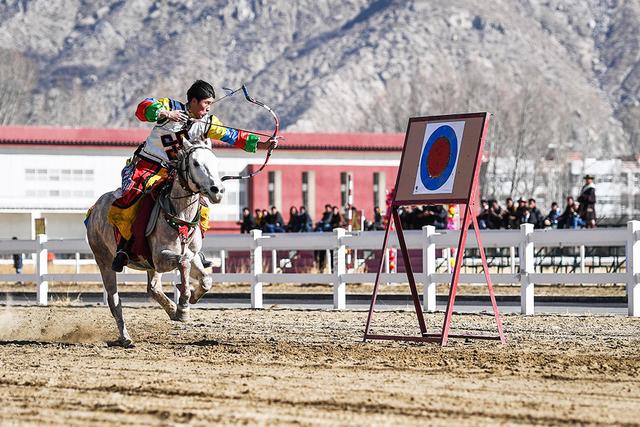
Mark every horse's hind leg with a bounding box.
[189,253,212,304]
[146,271,177,319]
[98,263,133,347]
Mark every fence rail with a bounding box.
[0,222,638,316]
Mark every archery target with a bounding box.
[413,121,465,195]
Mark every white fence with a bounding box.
[0,222,638,316]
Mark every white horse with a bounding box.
[86,138,224,347]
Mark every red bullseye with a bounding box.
[427,137,451,178]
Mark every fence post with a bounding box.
[626,221,640,317]
[220,249,226,274]
[422,226,436,312]
[250,230,263,309]
[271,249,277,273]
[332,228,346,309]
[519,223,534,315]
[36,234,48,306]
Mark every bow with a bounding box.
[207,84,281,182]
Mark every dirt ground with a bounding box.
[0,304,639,426]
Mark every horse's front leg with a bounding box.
[189,252,212,304]
[146,270,177,320]
[158,249,192,322]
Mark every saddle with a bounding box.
[125,181,201,268]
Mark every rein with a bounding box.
[160,145,210,244]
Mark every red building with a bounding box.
[0,126,404,236]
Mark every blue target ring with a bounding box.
[419,125,458,191]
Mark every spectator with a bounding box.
[578,174,596,228]
[12,237,23,285]
[545,202,561,228]
[519,207,537,227]
[515,198,528,226]
[287,206,300,232]
[420,205,447,229]
[476,199,490,229]
[502,198,518,229]
[567,205,585,229]
[315,204,333,232]
[254,208,265,230]
[239,207,257,233]
[370,206,384,230]
[558,196,577,229]
[400,205,418,230]
[298,206,313,232]
[330,205,343,229]
[487,199,503,229]
[528,198,543,229]
[264,206,285,233]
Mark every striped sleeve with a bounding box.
[207,115,259,153]
[134,97,184,122]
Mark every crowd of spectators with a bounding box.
[238,175,598,233]
[239,204,386,234]
[474,175,597,230]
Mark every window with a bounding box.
[267,170,282,210]
[373,172,386,210]
[340,172,352,207]
[301,171,315,216]
[268,171,276,207]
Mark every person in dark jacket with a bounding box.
[287,206,300,232]
[502,198,518,229]
[315,204,333,232]
[528,198,543,229]
[298,206,313,232]
[264,206,285,233]
[577,174,596,228]
[330,205,343,229]
[12,237,23,285]
[239,207,257,233]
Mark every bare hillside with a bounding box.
[1,0,639,160]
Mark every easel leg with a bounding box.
[440,203,473,346]
[470,206,507,343]
[363,206,395,340]
[393,207,428,336]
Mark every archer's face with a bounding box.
[189,97,214,119]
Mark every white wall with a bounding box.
[0,213,32,239]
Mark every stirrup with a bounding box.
[111,251,129,272]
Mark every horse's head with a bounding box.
[176,139,225,204]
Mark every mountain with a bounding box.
[1,0,639,161]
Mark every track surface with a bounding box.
[1,306,639,426]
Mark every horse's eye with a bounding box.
[193,160,200,167]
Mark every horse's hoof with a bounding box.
[107,338,135,348]
[171,310,190,322]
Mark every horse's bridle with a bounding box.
[173,144,215,197]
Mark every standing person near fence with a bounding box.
[578,174,597,228]
[11,236,23,285]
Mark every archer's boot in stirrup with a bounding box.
[111,238,130,272]
[111,251,130,272]
[199,252,213,269]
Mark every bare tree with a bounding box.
[0,49,38,125]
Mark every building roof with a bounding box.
[0,125,405,151]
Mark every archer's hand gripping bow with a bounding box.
[211,84,282,182]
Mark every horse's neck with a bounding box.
[169,180,199,220]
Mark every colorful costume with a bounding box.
[108,97,259,244]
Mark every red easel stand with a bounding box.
[363,113,505,346]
